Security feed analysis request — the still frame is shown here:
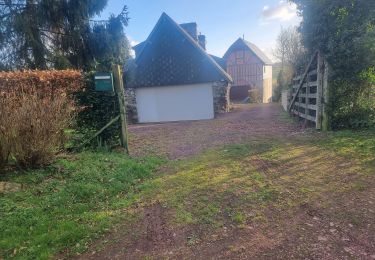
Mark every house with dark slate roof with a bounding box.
[224,38,273,103]
[126,13,232,123]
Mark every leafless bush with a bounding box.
[0,70,83,169]
[0,100,11,169]
[249,89,261,103]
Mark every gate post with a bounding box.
[316,52,324,130]
[322,61,330,131]
[112,64,129,154]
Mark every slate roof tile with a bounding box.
[128,13,232,88]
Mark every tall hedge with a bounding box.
[0,70,84,169]
[292,0,375,129]
[0,70,83,94]
[74,72,121,148]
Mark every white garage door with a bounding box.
[136,83,214,123]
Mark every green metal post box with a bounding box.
[94,73,114,92]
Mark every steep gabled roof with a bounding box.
[210,54,226,70]
[133,41,146,57]
[129,13,232,88]
[223,38,273,65]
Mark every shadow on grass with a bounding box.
[133,130,375,233]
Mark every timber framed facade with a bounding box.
[224,38,273,103]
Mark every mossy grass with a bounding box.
[0,152,164,259]
[1,129,374,259]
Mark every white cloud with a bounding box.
[128,37,139,47]
[127,35,140,47]
[261,1,298,22]
[128,36,139,58]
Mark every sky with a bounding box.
[99,0,301,62]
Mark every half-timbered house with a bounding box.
[224,38,273,103]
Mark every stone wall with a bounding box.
[125,88,138,123]
[212,81,231,114]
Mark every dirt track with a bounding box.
[74,104,375,260]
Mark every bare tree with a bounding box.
[274,26,289,68]
[273,26,307,101]
[274,26,306,69]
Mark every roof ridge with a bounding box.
[223,37,272,65]
[136,13,232,83]
[163,13,232,82]
[134,13,169,63]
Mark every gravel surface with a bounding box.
[129,103,302,159]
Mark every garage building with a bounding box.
[127,13,232,123]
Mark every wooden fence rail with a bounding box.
[288,52,328,130]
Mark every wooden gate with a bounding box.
[288,51,329,130]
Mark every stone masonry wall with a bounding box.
[125,88,138,123]
[212,81,231,114]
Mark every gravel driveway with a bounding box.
[129,103,302,159]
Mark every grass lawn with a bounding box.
[1,129,374,259]
[0,152,164,259]
[84,129,375,259]
[132,130,375,228]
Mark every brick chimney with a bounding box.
[198,34,206,50]
[180,22,198,41]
